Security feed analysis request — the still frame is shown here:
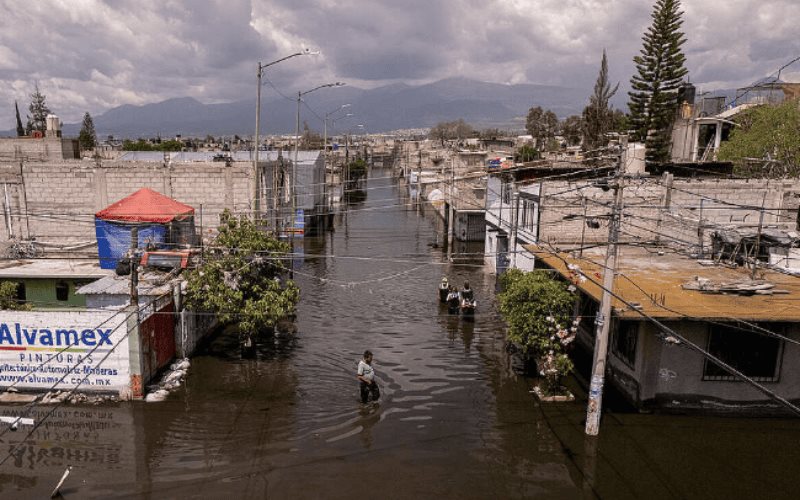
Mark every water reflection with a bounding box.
[2,168,797,498]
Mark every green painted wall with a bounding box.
[2,279,89,309]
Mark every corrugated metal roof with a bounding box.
[526,244,800,322]
[76,272,175,297]
[0,259,110,279]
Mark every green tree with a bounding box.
[122,139,153,151]
[498,269,577,395]
[301,121,323,148]
[525,106,544,146]
[560,115,584,147]
[14,101,25,137]
[185,210,299,349]
[26,83,51,135]
[122,139,183,152]
[78,112,97,150]
[515,144,539,162]
[0,282,31,310]
[628,0,688,163]
[718,100,800,177]
[157,139,183,152]
[582,50,619,149]
[428,119,474,145]
[526,107,559,150]
[346,158,368,181]
[611,109,630,133]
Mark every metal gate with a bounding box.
[140,300,176,384]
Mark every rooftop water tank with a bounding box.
[45,114,61,137]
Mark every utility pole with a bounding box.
[253,63,262,222]
[585,136,627,436]
[510,182,520,268]
[252,50,320,227]
[129,227,139,306]
[752,192,767,279]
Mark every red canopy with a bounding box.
[95,188,195,223]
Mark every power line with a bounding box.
[537,243,800,417]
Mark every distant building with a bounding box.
[0,115,79,161]
[670,81,800,164]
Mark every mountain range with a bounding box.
[42,77,630,138]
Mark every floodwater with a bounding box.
[2,169,800,499]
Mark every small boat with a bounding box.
[438,278,450,303]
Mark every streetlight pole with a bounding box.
[324,105,351,177]
[253,49,318,229]
[292,82,345,238]
[323,105,351,224]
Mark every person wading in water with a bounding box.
[357,350,380,403]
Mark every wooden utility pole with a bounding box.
[585,137,626,436]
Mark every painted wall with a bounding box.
[606,320,800,413]
[0,310,130,397]
[21,278,88,309]
[0,278,89,309]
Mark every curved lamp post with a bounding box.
[324,104,351,172]
[253,48,318,225]
[292,82,345,237]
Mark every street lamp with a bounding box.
[343,124,365,186]
[292,82,345,237]
[253,48,318,225]
[323,105,351,214]
[324,104,351,173]
[329,112,354,169]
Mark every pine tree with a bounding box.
[78,112,97,150]
[628,0,688,163]
[582,50,619,149]
[26,83,51,135]
[14,101,25,137]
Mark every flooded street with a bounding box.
[3,169,800,499]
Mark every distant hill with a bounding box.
[43,77,612,137]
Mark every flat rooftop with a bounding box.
[526,244,800,322]
[0,259,110,279]
[76,271,175,297]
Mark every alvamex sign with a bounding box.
[0,312,129,394]
[0,323,113,350]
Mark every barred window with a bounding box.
[703,324,783,382]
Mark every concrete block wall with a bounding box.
[0,160,255,249]
[537,177,800,254]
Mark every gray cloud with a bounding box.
[0,0,797,129]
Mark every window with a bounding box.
[519,198,538,233]
[703,324,783,382]
[14,281,26,302]
[55,281,70,302]
[613,321,638,367]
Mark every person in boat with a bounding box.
[357,350,380,403]
[460,281,474,303]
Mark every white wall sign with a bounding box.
[0,311,130,394]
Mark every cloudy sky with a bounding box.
[0,0,798,127]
